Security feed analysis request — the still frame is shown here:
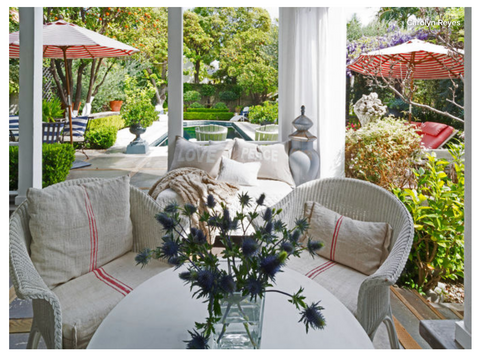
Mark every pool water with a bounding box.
[153,121,250,146]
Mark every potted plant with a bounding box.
[109,98,124,112]
[136,193,327,349]
[121,76,158,154]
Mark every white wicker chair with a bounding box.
[9,178,169,349]
[268,177,414,349]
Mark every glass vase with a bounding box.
[211,292,265,349]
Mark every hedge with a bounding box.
[9,143,76,190]
[84,115,124,149]
[186,108,230,113]
[183,112,235,121]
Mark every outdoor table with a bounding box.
[88,266,373,349]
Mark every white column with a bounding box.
[167,7,183,169]
[455,6,471,349]
[15,7,43,205]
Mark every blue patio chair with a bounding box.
[9,116,19,142]
[10,117,64,144]
[63,116,90,141]
[43,122,65,144]
[239,107,249,119]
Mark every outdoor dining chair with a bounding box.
[9,116,65,144]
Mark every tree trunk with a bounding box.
[194,59,201,84]
[73,60,88,112]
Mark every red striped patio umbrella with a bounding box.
[348,39,464,122]
[9,20,139,143]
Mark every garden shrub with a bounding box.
[248,101,278,124]
[183,112,234,120]
[186,108,229,113]
[85,126,118,149]
[9,143,75,190]
[393,143,465,292]
[189,102,205,109]
[344,117,422,189]
[184,90,201,105]
[121,76,158,128]
[88,115,125,131]
[213,102,228,110]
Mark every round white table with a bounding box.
[88,266,373,349]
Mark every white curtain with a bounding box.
[279,7,346,178]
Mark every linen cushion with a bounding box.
[217,156,261,186]
[27,176,133,289]
[231,138,295,186]
[303,201,392,276]
[170,136,228,177]
[287,250,368,313]
[52,252,170,348]
[210,139,234,159]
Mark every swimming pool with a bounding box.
[151,120,251,146]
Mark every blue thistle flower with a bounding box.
[164,202,179,213]
[265,221,273,234]
[135,248,151,267]
[241,237,259,257]
[295,218,309,233]
[280,241,294,254]
[263,207,272,222]
[183,203,197,216]
[195,269,215,294]
[273,219,285,232]
[161,239,180,258]
[290,229,302,243]
[185,329,209,349]
[238,192,252,207]
[260,254,285,281]
[193,229,207,244]
[168,256,182,267]
[219,274,236,294]
[155,212,176,231]
[206,194,216,209]
[245,275,264,300]
[299,301,326,333]
[307,239,324,257]
[256,193,266,206]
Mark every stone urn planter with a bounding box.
[126,122,149,154]
[109,100,123,112]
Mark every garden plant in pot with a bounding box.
[121,76,158,154]
[136,193,327,349]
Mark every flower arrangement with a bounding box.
[353,92,388,126]
[136,192,326,349]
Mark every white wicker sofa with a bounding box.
[268,177,414,349]
[9,177,170,349]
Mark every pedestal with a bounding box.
[126,138,149,154]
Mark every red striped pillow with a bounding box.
[303,202,392,275]
[27,176,133,289]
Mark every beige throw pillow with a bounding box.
[231,139,295,186]
[304,201,392,275]
[27,176,133,289]
[217,156,261,186]
[170,136,228,177]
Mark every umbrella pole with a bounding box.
[409,78,413,123]
[62,47,74,145]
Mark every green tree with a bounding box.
[183,11,213,84]
[377,7,421,28]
